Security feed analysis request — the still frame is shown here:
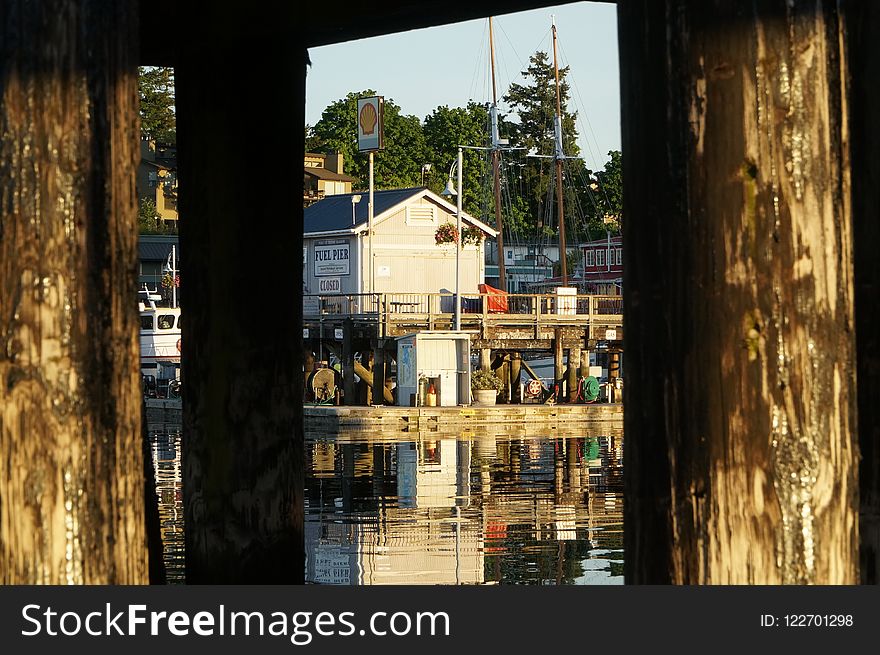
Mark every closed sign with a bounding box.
[318,277,341,293]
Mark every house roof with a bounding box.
[303,167,356,183]
[303,187,497,237]
[138,236,179,262]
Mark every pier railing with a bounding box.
[303,292,622,338]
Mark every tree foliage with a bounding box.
[503,51,581,232]
[306,68,623,244]
[309,91,428,190]
[138,67,176,144]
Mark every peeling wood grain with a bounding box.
[620,0,857,584]
[0,0,145,583]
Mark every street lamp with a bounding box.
[351,194,362,226]
[420,163,432,187]
[441,147,464,331]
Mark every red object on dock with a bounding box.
[478,283,508,313]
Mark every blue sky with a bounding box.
[305,1,620,170]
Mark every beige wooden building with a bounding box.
[303,187,496,300]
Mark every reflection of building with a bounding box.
[306,438,483,585]
[304,433,625,586]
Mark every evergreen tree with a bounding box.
[138,67,176,143]
[503,51,580,235]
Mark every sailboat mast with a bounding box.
[551,18,568,286]
[489,17,507,291]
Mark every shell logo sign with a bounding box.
[357,96,384,152]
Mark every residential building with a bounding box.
[304,152,356,206]
[138,234,179,299]
[137,139,178,228]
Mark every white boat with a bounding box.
[138,287,181,381]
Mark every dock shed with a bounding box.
[396,332,472,407]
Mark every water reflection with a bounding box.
[150,430,185,584]
[306,431,623,585]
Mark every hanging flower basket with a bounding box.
[434,222,459,246]
[461,225,484,247]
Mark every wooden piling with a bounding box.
[342,319,355,405]
[372,342,386,406]
[568,347,582,403]
[554,329,565,402]
[479,348,492,372]
[510,352,522,404]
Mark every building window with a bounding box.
[616,247,622,265]
[405,205,436,225]
[585,249,594,266]
[597,249,605,267]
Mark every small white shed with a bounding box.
[396,331,471,407]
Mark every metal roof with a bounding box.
[138,236,179,262]
[303,187,497,237]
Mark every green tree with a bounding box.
[422,102,491,215]
[138,197,160,234]
[583,150,623,238]
[503,51,580,233]
[138,67,176,143]
[310,91,428,189]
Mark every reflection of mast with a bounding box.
[489,17,507,291]
[551,17,569,285]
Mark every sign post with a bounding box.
[357,96,383,298]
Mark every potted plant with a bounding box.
[471,368,504,405]
[434,222,459,246]
[461,225,484,247]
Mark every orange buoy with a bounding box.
[176,338,181,352]
[426,382,437,407]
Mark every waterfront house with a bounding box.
[137,139,178,229]
[303,152,356,207]
[303,187,497,301]
[581,235,622,295]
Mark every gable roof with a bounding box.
[303,187,497,237]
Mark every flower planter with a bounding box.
[473,389,498,406]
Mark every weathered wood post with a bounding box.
[176,6,304,582]
[568,347,581,403]
[619,0,858,583]
[510,352,522,404]
[846,0,880,584]
[342,318,355,404]
[372,341,385,406]
[554,329,565,402]
[0,0,147,583]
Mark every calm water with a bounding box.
[305,430,623,585]
[148,428,624,585]
[149,430,185,584]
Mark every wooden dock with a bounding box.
[304,403,623,433]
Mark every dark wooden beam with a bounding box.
[620,0,858,583]
[176,5,304,582]
[138,1,616,64]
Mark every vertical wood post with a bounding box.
[510,352,522,404]
[580,348,590,379]
[619,0,858,583]
[0,1,146,583]
[846,0,880,583]
[479,348,492,372]
[372,342,385,406]
[342,319,354,405]
[176,7,303,582]
[554,329,564,402]
[568,347,582,403]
